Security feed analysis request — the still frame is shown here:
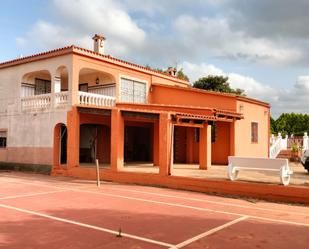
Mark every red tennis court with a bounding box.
[1,172,309,249]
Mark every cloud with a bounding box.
[174,15,302,65]
[17,0,145,57]
[182,61,309,117]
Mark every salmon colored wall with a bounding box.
[73,54,152,103]
[234,100,270,157]
[151,75,188,87]
[211,122,230,165]
[79,71,115,86]
[96,126,110,164]
[174,126,187,163]
[150,84,237,111]
[185,128,199,164]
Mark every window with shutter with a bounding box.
[251,122,258,143]
[0,130,7,148]
[120,78,146,103]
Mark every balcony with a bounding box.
[21,91,116,112]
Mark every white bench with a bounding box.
[228,156,293,186]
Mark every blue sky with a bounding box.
[1,0,309,117]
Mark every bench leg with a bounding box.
[228,164,238,181]
[280,167,291,186]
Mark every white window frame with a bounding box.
[119,75,148,104]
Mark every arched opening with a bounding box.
[79,68,116,97]
[53,123,67,166]
[21,70,51,97]
[55,66,69,92]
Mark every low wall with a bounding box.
[65,167,309,205]
[0,162,51,174]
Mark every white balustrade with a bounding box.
[21,93,52,111]
[54,91,69,108]
[21,90,116,112]
[269,135,283,159]
[78,91,116,107]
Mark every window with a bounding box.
[35,78,51,95]
[79,83,88,92]
[120,78,146,103]
[211,122,217,143]
[251,122,258,143]
[0,130,7,148]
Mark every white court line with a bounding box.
[0,190,68,200]
[0,203,175,248]
[3,173,308,217]
[172,216,249,249]
[0,178,92,191]
[102,186,309,217]
[2,176,309,228]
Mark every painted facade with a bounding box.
[0,37,270,184]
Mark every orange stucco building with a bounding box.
[0,35,270,188]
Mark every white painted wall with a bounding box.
[0,54,73,151]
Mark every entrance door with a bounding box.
[60,124,67,164]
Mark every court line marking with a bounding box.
[2,173,308,217]
[0,203,175,248]
[101,186,309,217]
[171,216,249,249]
[2,176,309,228]
[0,190,68,200]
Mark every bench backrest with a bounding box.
[228,156,288,170]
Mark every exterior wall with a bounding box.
[0,111,67,165]
[0,54,72,165]
[151,75,188,87]
[73,54,153,104]
[211,122,230,165]
[149,84,237,111]
[234,99,270,158]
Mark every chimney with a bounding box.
[92,34,106,54]
[167,67,177,76]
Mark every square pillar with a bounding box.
[67,106,80,168]
[229,121,235,156]
[153,121,159,166]
[159,113,171,176]
[111,109,124,171]
[199,123,211,170]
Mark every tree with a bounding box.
[176,69,189,81]
[193,75,245,95]
[271,113,309,136]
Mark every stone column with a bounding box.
[110,109,124,171]
[159,113,171,176]
[67,106,80,168]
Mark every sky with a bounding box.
[0,0,309,118]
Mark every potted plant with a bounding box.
[291,143,300,162]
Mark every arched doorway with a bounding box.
[54,123,67,166]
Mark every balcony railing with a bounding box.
[21,91,116,112]
[78,91,116,107]
[21,93,52,111]
[54,91,69,108]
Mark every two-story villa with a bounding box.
[0,35,270,187]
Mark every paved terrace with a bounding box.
[91,162,309,186]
